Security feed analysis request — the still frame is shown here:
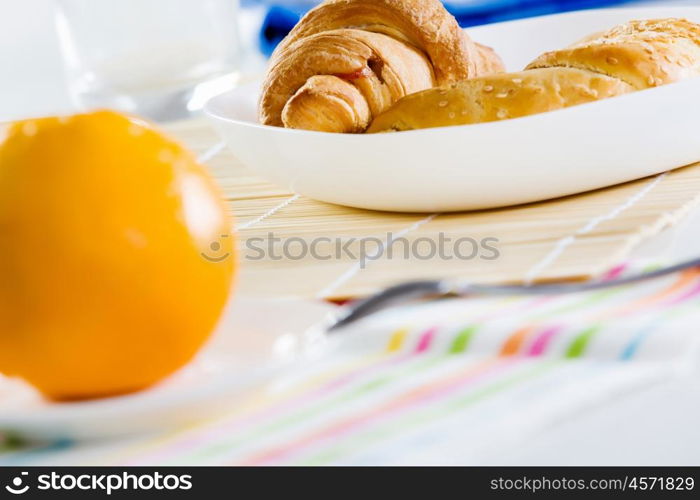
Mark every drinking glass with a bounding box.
[54,0,241,121]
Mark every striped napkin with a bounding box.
[1,264,699,466]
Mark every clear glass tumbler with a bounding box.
[54,0,241,121]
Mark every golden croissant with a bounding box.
[258,0,504,133]
[369,18,700,132]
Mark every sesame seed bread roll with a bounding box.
[367,68,634,132]
[527,19,700,89]
[259,0,504,133]
[369,18,700,133]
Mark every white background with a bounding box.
[0,0,73,120]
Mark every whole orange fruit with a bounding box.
[0,110,235,401]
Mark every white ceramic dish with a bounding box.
[0,298,334,441]
[205,7,700,213]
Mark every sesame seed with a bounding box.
[495,92,508,98]
[483,85,494,93]
[496,110,508,119]
[606,57,619,65]
[511,78,522,84]
[438,100,449,107]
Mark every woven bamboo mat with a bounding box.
[165,118,700,300]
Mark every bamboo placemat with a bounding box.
[165,118,700,300]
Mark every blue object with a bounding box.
[256,0,639,56]
[445,0,641,26]
[259,4,309,56]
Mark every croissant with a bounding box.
[258,0,504,133]
[368,18,700,133]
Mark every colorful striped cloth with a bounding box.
[2,265,699,465]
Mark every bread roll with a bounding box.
[369,18,700,133]
[368,68,634,132]
[527,18,700,89]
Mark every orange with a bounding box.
[0,110,235,401]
